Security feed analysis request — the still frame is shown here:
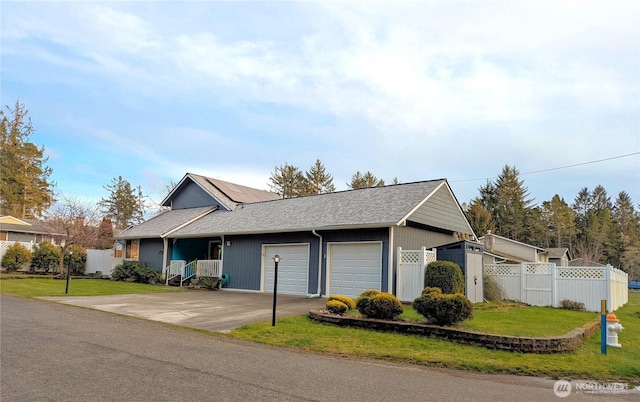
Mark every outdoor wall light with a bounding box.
[226,240,232,247]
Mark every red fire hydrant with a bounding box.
[606,312,624,348]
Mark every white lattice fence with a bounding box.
[396,247,437,302]
[485,263,628,312]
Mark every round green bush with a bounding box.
[328,295,355,310]
[355,289,381,316]
[111,260,159,283]
[31,241,61,272]
[326,299,348,315]
[356,290,403,320]
[413,286,473,326]
[1,243,32,271]
[424,260,464,294]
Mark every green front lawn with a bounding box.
[0,277,184,298]
[229,292,640,383]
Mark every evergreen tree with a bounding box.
[304,159,335,195]
[348,171,385,189]
[268,163,306,198]
[572,186,619,265]
[540,195,577,249]
[0,100,54,218]
[613,191,640,276]
[484,165,533,243]
[98,176,145,230]
[465,198,496,237]
[95,217,114,249]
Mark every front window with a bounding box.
[125,239,139,260]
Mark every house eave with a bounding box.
[169,222,396,239]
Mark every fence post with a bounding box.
[520,263,525,301]
[396,247,402,299]
[551,263,557,308]
[605,264,611,312]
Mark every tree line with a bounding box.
[268,160,396,198]
[465,165,639,279]
[2,100,638,280]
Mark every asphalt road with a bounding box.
[1,295,636,401]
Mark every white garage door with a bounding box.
[328,242,382,299]
[263,244,309,296]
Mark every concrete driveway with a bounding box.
[40,290,326,333]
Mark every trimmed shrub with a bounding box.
[356,290,404,320]
[355,289,381,316]
[111,261,159,283]
[413,286,473,326]
[31,241,61,273]
[326,299,348,315]
[328,295,356,310]
[425,260,464,294]
[65,244,87,275]
[1,243,32,271]
[560,299,586,312]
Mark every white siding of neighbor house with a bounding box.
[485,235,544,262]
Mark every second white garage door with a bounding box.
[263,244,310,296]
[328,242,383,299]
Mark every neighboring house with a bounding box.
[479,232,548,264]
[0,215,55,262]
[547,247,571,267]
[0,215,52,243]
[116,173,477,299]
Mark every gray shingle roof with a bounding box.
[115,206,215,239]
[171,180,445,237]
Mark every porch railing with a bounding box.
[165,259,222,286]
[197,259,222,278]
[166,260,186,285]
[181,260,197,286]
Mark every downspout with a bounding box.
[309,230,323,298]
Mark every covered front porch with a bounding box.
[164,237,224,286]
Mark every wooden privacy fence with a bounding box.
[484,263,628,312]
[396,247,437,302]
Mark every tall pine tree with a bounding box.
[0,100,54,218]
[304,159,335,195]
[268,163,307,198]
[98,176,146,230]
[348,171,385,189]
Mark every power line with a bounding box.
[450,152,640,183]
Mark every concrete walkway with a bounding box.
[40,290,326,333]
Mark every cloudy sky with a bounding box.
[2,1,639,211]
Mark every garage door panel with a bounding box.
[329,243,382,299]
[264,244,309,296]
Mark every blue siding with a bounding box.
[174,228,390,295]
[171,237,221,262]
[319,228,390,294]
[171,181,223,210]
[224,232,320,293]
[139,238,164,272]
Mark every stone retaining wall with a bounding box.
[309,310,599,354]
